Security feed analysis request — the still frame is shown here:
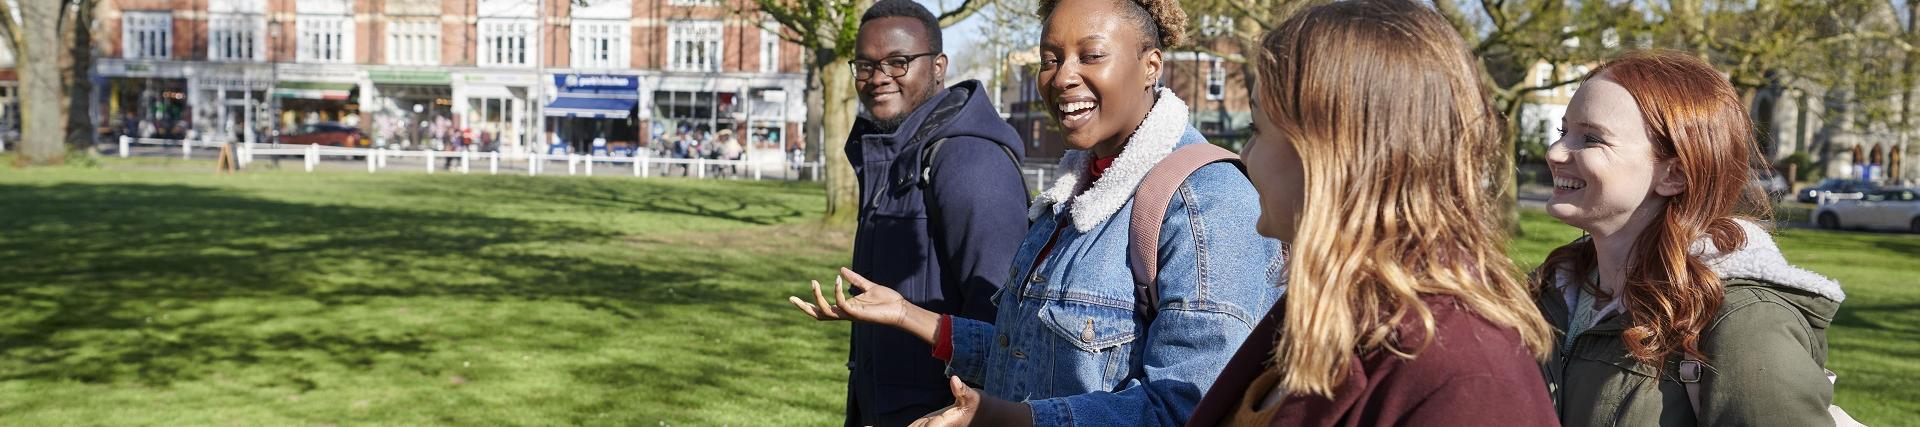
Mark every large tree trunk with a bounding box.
[65,0,96,151]
[815,48,859,225]
[15,0,67,166]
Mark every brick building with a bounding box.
[95,0,805,153]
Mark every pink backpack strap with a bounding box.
[1129,143,1244,322]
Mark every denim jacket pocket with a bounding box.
[1037,298,1138,352]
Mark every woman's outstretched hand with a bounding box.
[909,376,981,427]
[788,268,942,343]
[790,268,908,326]
[910,376,1033,427]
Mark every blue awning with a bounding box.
[544,96,636,119]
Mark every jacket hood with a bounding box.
[1697,219,1844,327]
[1549,219,1844,328]
[1029,87,1193,232]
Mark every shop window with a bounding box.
[667,20,722,72]
[479,19,536,67]
[571,20,629,69]
[123,11,172,59]
[386,19,440,66]
[298,15,353,63]
[208,14,265,62]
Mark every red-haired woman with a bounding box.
[1536,50,1846,426]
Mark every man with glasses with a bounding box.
[810,1,1029,425]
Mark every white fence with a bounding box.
[111,136,1053,190]
[116,136,824,181]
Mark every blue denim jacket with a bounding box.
[945,95,1285,426]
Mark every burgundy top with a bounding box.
[1186,295,1559,427]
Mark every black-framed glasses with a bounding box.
[849,52,938,81]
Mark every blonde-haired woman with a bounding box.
[1186,1,1557,425]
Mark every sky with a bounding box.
[918,0,1000,85]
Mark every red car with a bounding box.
[278,122,367,147]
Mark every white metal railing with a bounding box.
[115,136,825,181]
[106,136,1066,188]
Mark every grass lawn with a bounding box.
[2,158,1915,425]
[1,159,854,426]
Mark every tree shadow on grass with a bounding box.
[0,182,784,387]
[1832,302,1920,334]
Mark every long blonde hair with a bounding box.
[1254,0,1554,397]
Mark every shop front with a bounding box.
[455,71,537,152]
[273,66,363,141]
[544,73,639,155]
[188,62,275,144]
[98,60,197,140]
[368,68,454,150]
[648,74,806,163]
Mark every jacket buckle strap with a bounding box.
[1677,359,1704,383]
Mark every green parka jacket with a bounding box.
[1538,221,1845,427]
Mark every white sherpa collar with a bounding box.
[1028,88,1191,232]
[1551,219,1845,302]
[1696,220,1846,302]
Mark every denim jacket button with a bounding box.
[997,334,1010,347]
[1030,272,1047,283]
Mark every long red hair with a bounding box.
[1535,50,1773,365]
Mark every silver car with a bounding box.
[1813,188,1920,232]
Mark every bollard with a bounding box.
[426,150,435,174]
[633,155,642,177]
[568,154,578,175]
[696,158,705,179]
[120,136,130,158]
[183,139,193,159]
[640,154,650,177]
[305,144,316,172]
[529,151,540,176]
[585,154,595,176]
[490,151,499,175]
[366,150,375,173]
[462,150,472,174]
[754,160,762,181]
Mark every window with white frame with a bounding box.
[297,15,353,63]
[208,14,264,61]
[386,18,440,66]
[667,20,722,72]
[479,19,536,67]
[122,11,172,59]
[571,20,629,69]
[759,27,781,73]
[1205,58,1226,101]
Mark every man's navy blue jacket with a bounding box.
[843,80,1029,425]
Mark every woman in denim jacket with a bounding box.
[790,0,1284,425]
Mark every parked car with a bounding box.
[1813,188,1920,232]
[277,123,367,147]
[1797,178,1878,203]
